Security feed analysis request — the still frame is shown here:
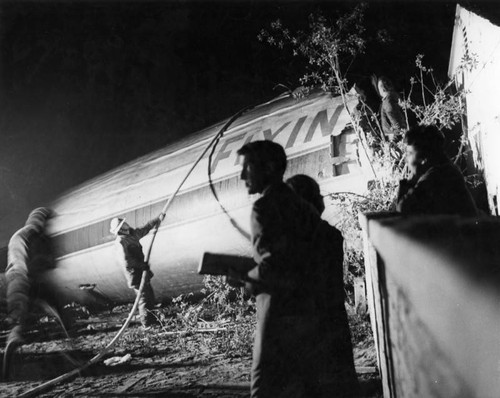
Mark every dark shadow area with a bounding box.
[5,350,91,382]
[359,374,383,397]
[5,349,205,382]
[71,324,123,336]
[94,378,381,398]
[84,361,204,378]
[0,321,124,347]
[100,392,208,398]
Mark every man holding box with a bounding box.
[231,140,356,398]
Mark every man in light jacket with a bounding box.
[110,213,164,328]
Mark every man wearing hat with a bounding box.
[110,213,164,329]
[3,207,64,379]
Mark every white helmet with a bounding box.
[110,217,126,235]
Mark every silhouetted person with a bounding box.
[110,214,164,329]
[353,77,382,141]
[3,207,69,379]
[377,76,407,140]
[397,125,477,215]
[230,141,355,397]
[286,174,358,396]
[285,174,325,214]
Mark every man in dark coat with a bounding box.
[286,174,359,396]
[110,213,164,328]
[353,77,382,142]
[397,125,477,216]
[231,141,355,397]
[377,76,407,140]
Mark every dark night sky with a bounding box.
[0,0,496,237]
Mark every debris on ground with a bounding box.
[103,353,132,366]
[0,303,382,397]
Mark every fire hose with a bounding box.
[17,101,260,397]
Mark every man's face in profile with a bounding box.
[239,154,266,195]
[378,80,389,98]
[119,222,131,235]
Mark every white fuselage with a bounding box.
[1,91,370,307]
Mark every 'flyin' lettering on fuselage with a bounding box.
[211,104,344,172]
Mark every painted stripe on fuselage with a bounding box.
[0,93,359,273]
[49,145,355,260]
[0,133,358,273]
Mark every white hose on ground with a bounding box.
[18,273,147,398]
[17,102,256,398]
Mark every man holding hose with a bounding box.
[3,207,70,380]
[110,213,165,329]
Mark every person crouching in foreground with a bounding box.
[286,174,359,397]
[3,207,70,380]
[110,213,164,329]
[397,124,477,216]
[229,140,356,398]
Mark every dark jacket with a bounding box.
[397,161,477,216]
[381,91,406,137]
[313,220,345,313]
[247,183,358,397]
[247,182,322,317]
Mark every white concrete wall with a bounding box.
[362,214,500,398]
[449,5,500,215]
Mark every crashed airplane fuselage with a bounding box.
[1,90,370,308]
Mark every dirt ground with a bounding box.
[0,306,382,397]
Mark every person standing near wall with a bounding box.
[353,77,382,141]
[229,141,356,397]
[110,213,164,329]
[397,124,477,215]
[286,174,359,397]
[376,76,407,140]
